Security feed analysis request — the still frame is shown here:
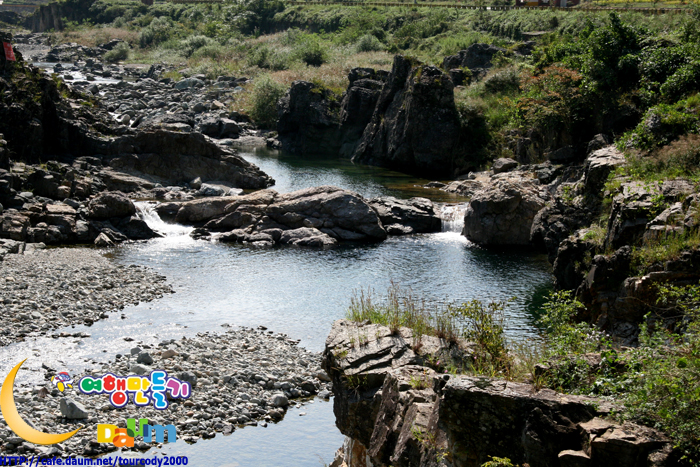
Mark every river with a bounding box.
[2,147,553,466]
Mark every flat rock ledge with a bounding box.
[0,328,332,459]
[323,320,674,467]
[0,246,172,347]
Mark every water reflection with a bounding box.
[241,147,468,202]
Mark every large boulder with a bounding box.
[322,319,467,449]
[583,146,625,194]
[367,196,441,235]
[174,197,239,224]
[324,320,673,467]
[266,186,387,241]
[442,43,506,77]
[463,180,550,246]
[87,191,135,219]
[352,56,462,178]
[277,81,342,156]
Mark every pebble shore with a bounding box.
[0,328,331,459]
[0,247,172,347]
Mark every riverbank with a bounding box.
[0,246,172,347]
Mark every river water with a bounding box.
[1,147,553,466]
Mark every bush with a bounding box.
[103,41,130,63]
[621,96,700,150]
[451,299,510,373]
[536,284,700,464]
[483,68,520,95]
[181,35,216,58]
[294,34,327,67]
[247,74,286,128]
[247,44,290,71]
[660,61,700,102]
[355,33,384,53]
[138,16,173,48]
[513,66,589,136]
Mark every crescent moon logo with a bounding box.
[1,359,82,445]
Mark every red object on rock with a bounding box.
[3,42,15,61]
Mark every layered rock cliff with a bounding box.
[323,320,675,467]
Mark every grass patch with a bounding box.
[346,284,520,378]
[631,230,700,275]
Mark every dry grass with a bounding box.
[265,50,393,92]
[50,27,138,48]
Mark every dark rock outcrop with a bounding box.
[277,81,342,156]
[338,69,387,158]
[441,43,506,79]
[277,68,389,158]
[98,130,273,189]
[352,56,462,178]
[276,58,466,177]
[0,36,273,194]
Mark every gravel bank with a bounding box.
[0,247,172,347]
[0,328,331,459]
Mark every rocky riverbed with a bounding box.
[0,246,172,347]
[1,327,332,459]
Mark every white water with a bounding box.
[136,201,194,240]
[439,203,468,233]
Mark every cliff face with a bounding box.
[323,320,674,467]
[24,0,94,32]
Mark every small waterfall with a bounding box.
[439,203,468,233]
[135,201,194,237]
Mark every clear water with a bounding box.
[0,148,553,466]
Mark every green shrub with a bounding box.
[660,61,700,102]
[481,457,515,467]
[247,44,290,71]
[247,74,286,128]
[483,68,520,95]
[513,66,589,136]
[536,283,700,464]
[355,34,384,53]
[538,291,607,357]
[294,33,327,67]
[624,283,700,465]
[621,97,700,150]
[138,16,173,48]
[451,299,510,372]
[181,35,216,58]
[190,44,225,60]
[103,41,130,63]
